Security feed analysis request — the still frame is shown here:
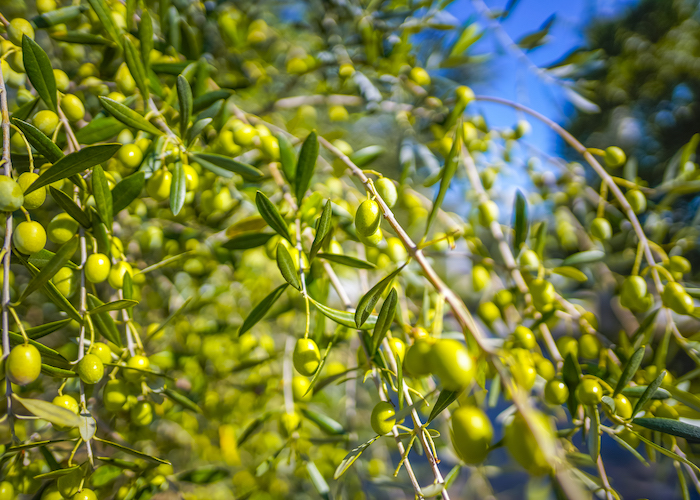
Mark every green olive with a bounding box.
[147,169,172,201]
[0,482,14,500]
[279,412,301,437]
[72,489,98,500]
[61,94,85,122]
[130,400,154,426]
[455,85,474,106]
[450,406,492,464]
[52,267,75,297]
[386,337,406,363]
[17,172,45,210]
[478,200,499,227]
[556,335,578,359]
[613,394,632,419]
[358,226,383,247]
[472,265,490,292]
[183,165,199,191]
[57,469,83,499]
[621,275,647,303]
[404,339,433,377]
[669,255,691,275]
[77,353,104,384]
[355,199,382,237]
[428,339,475,391]
[662,282,694,315]
[409,67,431,86]
[118,144,144,170]
[590,217,612,240]
[375,178,397,208]
[8,19,35,46]
[604,146,626,168]
[544,379,569,405]
[108,261,133,289]
[293,338,321,376]
[124,354,150,381]
[576,378,603,405]
[33,110,60,136]
[478,301,501,324]
[260,136,280,160]
[13,220,46,254]
[0,176,24,212]
[103,379,128,411]
[529,279,555,311]
[48,213,79,244]
[504,411,554,475]
[91,342,112,364]
[370,401,396,435]
[625,189,646,214]
[513,325,536,349]
[85,253,111,283]
[536,358,555,381]
[233,125,257,147]
[292,376,312,402]
[6,343,42,385]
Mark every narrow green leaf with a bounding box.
[391,393,430,424]
[79,415,97,441]
[309,297,377,330]
[276,244,301,290]
[87,294,123,347]
[310,200,332,260]
[112,172,145,213]
[190,152,263,181]
[301,408,346,435]
[563,352,582,415]
[49,31,112,45]
[355,267,403,327]
[29,248,75,270]
[25,319,72,340]
[237,412,275,447]
[317,253,376,270]
[607,431,648,465]
[222,232,275,251]
[33,466,80,480]
[177,75,192,136]
[75,116,126,144]
[333,436,379,479]
[123,35,148,99]
[49,187,91,228]
[665,385,700,414]
[19,236,79,303]
[22,36,57,112]
[239,284,288,336]
[163,387,201,413]
[11,97,39,122]
[177,466,229,484]
[277,133,296,185]
[6,439,68,452]
[427,389,460,424]
[93,437,170,465]
[91,209,110,256]
[621,385,670,400]
[349,145,386,167]
[86,0,122,44]
[26,144,121,195]
[92,165,113,228]
[551,266,588,282]
[13,395,81,428]
[170,161,186,216]
[562,250,605,267]
[17,256,82,323]
[614,347,645,396]
[534,221,548,258]
[88,299,138,315]
[185,117,212,146]
[99,97,162,136]
[256,191,292,243]
[633,418,700,444]
[421,482,446,498]
[11,118,63,162]
[139,9,153,72]
[634,432,700,474]
[425,131,460,236]
[633,370,667,416]
[587,405,601,461]
[513,190,529,252]
[32,5,87,28]
[40,363,77,379]
[295,131,318,202]
[192,89,234,113]
[372,289,397,354]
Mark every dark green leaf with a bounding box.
[26,144,121,195]
[372,289,397,353]
[22,36,57,112]
[317,253,376,270]
[295,131,318,202]
[33,466,80,480]
[112,172,145,213]
[534,221,548,258]
[301,408,346,435]
[426,136,460,236]
[92,165,113,228]
[192,89,234,113]
[239,284,288,336]
[123,35,148,99]
[93,437,170,465]
[88,299,138,315]
[11,97,39,122]
[333,437,379,479]
[11,118,63,162]
[513,190,529,252]
[189,153,263,181]
[177,466,229,484]
[151,61,193,75]
[621,385,670,400]
[276,244,301,290]
[163,387,201,413]
[19,236,78,303]
[349,145,386,167]
[75,116,126,144]
[25,319,72,340]
[633,418,700,444]
[222,232,275,251]
[32,5,86,28]
[185,117,212,146]
[170,161,186,216]
[632,370,667,416]
[91,209,110,255]
[428,389,460,424]
[355,267,403,327]
[634,432,700,473]
[49,31,112,45]
[614,347,645,396]
[177,75,193,135]
[49,187,91,228]
[237,412,275,447]
[16,256,82,323]
[277,133,296,185]
[309,297,377,330]
[87,294,123,347]
[310,200,332,260]
[99,97,162,136]
[307,461,330,499]
[29,248,77,269]
[587,404,601,461]
[139,9,153,72]
[86,0,121,44]
[255,191,292,243]
[563,352,582,415]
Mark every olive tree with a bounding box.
[0,1,698,499]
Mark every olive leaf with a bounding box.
[177,75,193,136]
[317,253,376,270]
[223,232,276,251]
[333,436,379,479]
[276,244,301,290]
[170,161,186,216]
[88,299,138,315]
[621,385,670,400]
[425,130,460,237]
[87,294,123,347]
[86,0,122,44]
[50,31,111,45]
[22,36,57,112]
[551,266,588,282]
[25,144,121,195]
[123,35,149,99]
[177,466,230,484]
[11,97,39,122]
[301,409,346,435]
[309,297,377,330]
[349,145,386,167]
[189,152,263,181]
[632,417,700,443]
[371,289,397,354]
[255,191,293,243]
[664,385,700,413]
[33,466,80,480]
[75,116,126,144]
[139,9,154,71]
[633,432,700,474]
[586,404,601,461]
[238,284,289,336]
[562,250,605,267]
[277,133,296,185]
[99,97,163,136]
[11,118,63,162]
[19,235,79,303]
[295,131,318,202]
[32,5,87,28]
[632,370,667,416]
[427,389,460,424]
[92,165,113,228]
[237,412,277,447]
[533,220,548,258]
[310,200,332,260]
[79,415,97,442]
[614,346,645,396]
[13,395,82,428]
[191,89,234,113]
[17,256,82,323]
[512,189,529,252]
[93,437,170,465]
[163,387,201,414]
[112,172,145,214]
[24,319,72,340]
[355,266,403,327]
[185,117,212,146]
[50,187,91,228]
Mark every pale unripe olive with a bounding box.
[370,401,396,435]
[293,338,321,376]
[604,146,626,168]
[355,199,382,237]
[0,176,25,212]
[478,200,499,227]
[590,217,612,240]
[625,189,646,214]
[375,178,397,208]
[428,339,475,391]
[662,282,694,315]
[504,411,554,475]
[450,406,492,464]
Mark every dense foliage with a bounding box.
[0,1,699,499]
